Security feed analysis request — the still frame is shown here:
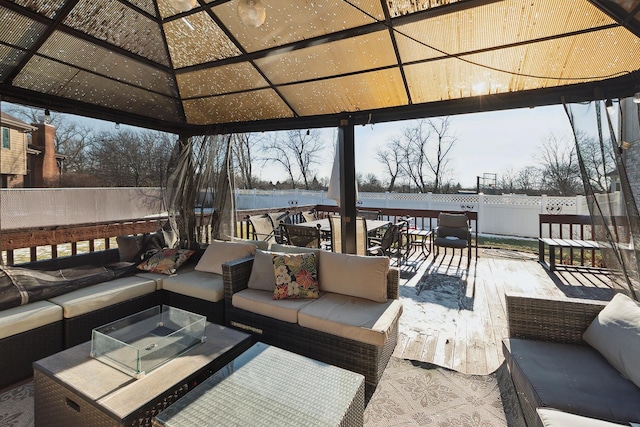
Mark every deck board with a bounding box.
[393,248,622,375]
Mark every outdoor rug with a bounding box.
[364,357,526,427]
[0,381,33,427]
[0,359,525,427]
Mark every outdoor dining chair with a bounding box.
[357,209,381,220]
[369,219,410,265]
[433,212,472,265]
[248,214,277,243]
[301,210,317,223]
[328,214,342,253]
[268,211,290,243]
[280,223,323,248]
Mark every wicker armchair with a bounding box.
[502,293,636,427]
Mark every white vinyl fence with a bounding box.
[234,189,625,239]
[0,188,624,239]
[0,188,165,230]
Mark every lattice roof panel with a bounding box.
[0,0,639,134]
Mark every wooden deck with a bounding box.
[392,247,622,375]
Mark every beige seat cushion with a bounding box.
[318,251,389,302]
[195,240,257,275]
[0,300,63,339]
[232,289,317,323]
[49,276,156,318]
[137,264,195,290]
[298,293,403,347]
[162,270,225,303]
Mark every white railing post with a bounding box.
[576,195,585,215]
[477,193,484,234]
[541,194,547,214]
[426,192,432,210]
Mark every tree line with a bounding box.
[7,104,614,196]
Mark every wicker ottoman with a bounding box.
[153,342,365,427]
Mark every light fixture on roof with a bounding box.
[237,0,266,28]
[169,0,197,13]
[44,109,51,124]
[633,92,640,104]
[605,99,615,115]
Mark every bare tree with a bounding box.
[515,166,542,193]
[399,120,431,192]
[233,133,262,189]
[538,133,581,195]
[375,139,404,192]
[392,118,457,193]
[88,129,173,187]
[261,129,325,189]
[426,117,457,193]
[55,121,94,175]
[357,173,385,192]
[498,169,517,193]
[576,132,615,193]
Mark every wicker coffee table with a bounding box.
[153,342,365,427]
[33,323,251,427]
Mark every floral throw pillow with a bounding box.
[272,253,319,300]
[137,249,195,275]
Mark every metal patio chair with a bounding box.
[280,223,322,248]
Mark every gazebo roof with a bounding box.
[1,0,639,135]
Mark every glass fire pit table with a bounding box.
[33,309,251,427]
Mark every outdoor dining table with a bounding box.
[297,218,391,234]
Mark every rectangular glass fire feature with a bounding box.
[90,305,206,378]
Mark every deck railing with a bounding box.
[2,217,167,265]
[2,204,485,265]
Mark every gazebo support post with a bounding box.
[338,118,357,254]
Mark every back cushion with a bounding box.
[248,248,320,291]
[583,293,640,389]
[318,251,389,303]
[270,243,322,256]
[437,226,468,240]
[116,235,143,262]
[438,213,468,228]
[247,249,278,291]
[195,240,257,275]
[233,238,269,251]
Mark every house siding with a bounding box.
[1,126,27,176]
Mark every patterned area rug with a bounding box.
[0,359,525,427]
[364,357,526,427]
[0,382,33,427]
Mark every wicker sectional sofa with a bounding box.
[503,292,640,426]
[0,239,261,389]
[222,245,403,399]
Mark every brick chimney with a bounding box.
[31,123,59,187]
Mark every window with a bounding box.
[1,127,9,149]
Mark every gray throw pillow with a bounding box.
[116,235,143,262]
[247,249,277,291]
[582,293,640,388]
